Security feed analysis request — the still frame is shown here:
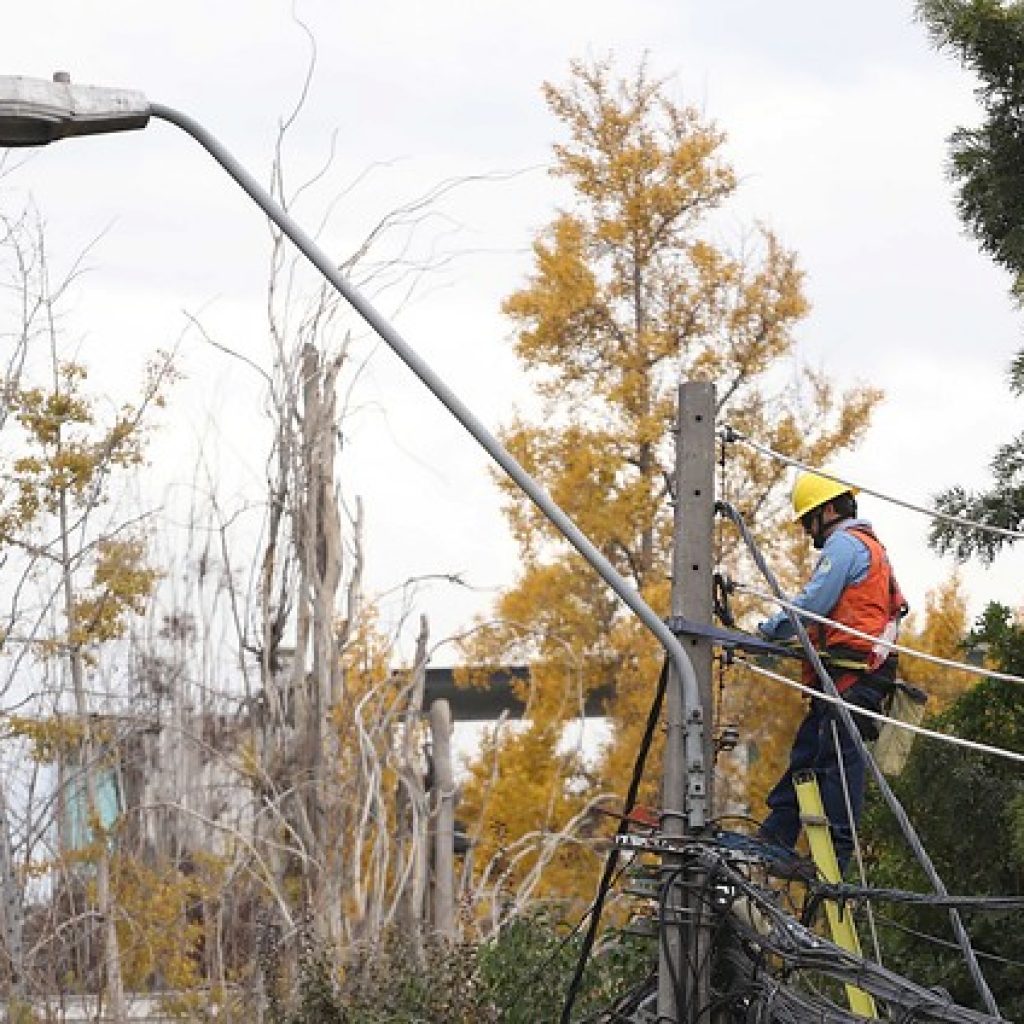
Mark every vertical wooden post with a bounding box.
[659,380,716,1023]
[429,698,456,939]
[398,619,430,946]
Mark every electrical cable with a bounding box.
[735,656,1024,767]
[874,914,1024,969]
[691,867,729,1000]
[718,500,1002,1018]
[736,581,1024,687]
[558,658,670,1024]
[812,885,1024,912]
[711,812,766,831]
[577,985,658,1024]
[711,437,737,772]
[652,787,730,1018]
[515,856,634,995]
[699,848,1004,1023]
[720,425,1024,544]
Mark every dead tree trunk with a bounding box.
[429,698,455,941]
[302,343,346,941]
[57,485,126,1024]
[395,617,430,954]
[256,340,348,942]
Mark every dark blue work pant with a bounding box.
[760,680,885,872]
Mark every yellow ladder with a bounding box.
[794,770,878,1019]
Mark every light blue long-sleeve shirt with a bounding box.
[757,519,873,641]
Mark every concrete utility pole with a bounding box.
[659,380,716,1023]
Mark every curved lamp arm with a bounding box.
[0,73,706,828]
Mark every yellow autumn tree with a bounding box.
[1,353,174,1016]
[457,57,881,918]
[899,572,976,713]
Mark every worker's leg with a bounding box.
[816,718,862,870]
[760,703,825,850]
[817,682,885,871]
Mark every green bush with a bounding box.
[269,913,653,1023]
[477,913,652,1022]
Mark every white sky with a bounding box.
[3,0,1023,666]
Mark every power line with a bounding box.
[814,884,1024,912]
[874,914,1024,970]
[735,658,1024,766]
[734,580,1024,688]
[721,425,1024,543]
[699,850,1006,1023]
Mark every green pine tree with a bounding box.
[918,1,1024,557]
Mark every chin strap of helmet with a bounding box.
[805,506,828,549]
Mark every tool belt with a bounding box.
[807,644,898,695]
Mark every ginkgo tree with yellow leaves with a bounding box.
[457,57,882,918]
[898,573,976,713]
[0,347,174,1018]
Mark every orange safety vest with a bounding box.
[802,525,906,694]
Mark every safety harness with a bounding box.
[804,525,908,694]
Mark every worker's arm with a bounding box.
[757,529,869,641]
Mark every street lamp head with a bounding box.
[0,73,149,147]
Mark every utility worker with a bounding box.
[756,471,907,873]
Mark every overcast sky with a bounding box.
[3,1,1022,662]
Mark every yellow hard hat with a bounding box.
[791,471,856,522]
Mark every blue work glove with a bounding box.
[756,620,775,640]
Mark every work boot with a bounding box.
[756,833,817,883]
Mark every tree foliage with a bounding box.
[458,57,881,918]
[0,340,174,1016]
[917,0,1024,557]
[267,916,650,1023]
[0,51,554,1011]
[919,0,1024,291]
[864,601,1024,1014]
[899,573,976,712]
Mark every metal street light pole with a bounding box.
[142,97,708,789]
[0,73,710,1015]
